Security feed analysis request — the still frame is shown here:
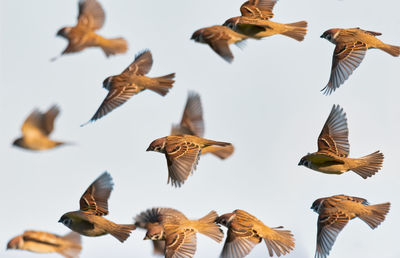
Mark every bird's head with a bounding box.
[102,76,113,90]
[215,212,235,227]
[58,214,73,228]
[311,198,325,213]
[12,138,24,148]
[144,225,164,241]
[6,236,23,250]
[223,17,240,30]
[191,29,204,43]
[320,29,340,44]
[298,155,311,168]
[56,27,72,38]
[146,137,167,152]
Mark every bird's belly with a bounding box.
[309,163,349,174]
[23,241,58,253]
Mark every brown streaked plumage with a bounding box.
[191,25,250,63]
[320,27,400,95]
[83,50,175,124]
[170,92,234,160]
[223,0,307,41]
[55,0,127,59]
[311,195,390,258]
[7,231,81,258]
[298,105,384,179]
[138,208,223,258]
[216,209,295,257]
[58,172,136,242]
[13,105,66,151]
[146,135,232,187]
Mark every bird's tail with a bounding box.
[263,227,295,257]
[147,73,175,96]
[107,224,136,243]
[194,211,224,243]
[282,21,308,41]
[359,202,391,229]
[351,151,384,179]
[58,232,82,258]
[201,145,234,160]
[378,43,400,57]
[99,37,128,57]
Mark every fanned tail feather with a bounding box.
[202,145,234,160]
[352,151,384,179]
[147,73,175,96]
[196,211,224,242]
[282,21,308,41]
[100,37,128,57]
[58,232,82,258]
[108,224,136,243]
[359,202,391,229]
[379,44,400,57]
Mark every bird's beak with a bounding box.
[58,219,62,223]
[320,35,324,38]
[146,146,151,152]
[298,161,302,166]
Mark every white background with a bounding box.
[0,0,399,257]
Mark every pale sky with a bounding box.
[1,0,399,257]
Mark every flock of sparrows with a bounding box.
[5,0,399,258]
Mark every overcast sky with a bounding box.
[1,0,399,257]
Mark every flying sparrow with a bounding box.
[7,231,81,258]
[146,135,232,187]
[320,27,400,95]
[54,0,127,59]
[170,91,234,160]
[83,50,175,124]
[311,194,390,258]
[191,25,250,63]
[13,105,66,151]
[216,209,295,257]
[298,105,384,179]
[223,0,308,41]
[137,207,223,258]
[58,172,136,242]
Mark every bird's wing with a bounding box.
[240,0,278,19]
[152,240,166,255]
[307,153,345,165]
[21,107,59,138]
[317,105,349,157]
[23,231,63,245]
[77,0,105,30]
[79,172,113,216]
[322,41,367,95]
[315,210,350,258]
[171,92,204,137]
[135,208,186,227]
[220,227,258,258]
[201,28,235,63]
[122,50,153,76]
[165,139,201,187]
[164,223,197,258]
[42,105,60,135]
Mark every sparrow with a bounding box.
[55,0,127,59]
[298,105,384,179]
[170,91,234,160]
[13,105,66,151]
[223,0,308,41]
[320,27,400,95]
[83,50,175,124]
[58,172,136,242]
[137,207,223,258]
[191,25,250,63]
[146,135,232,187]
[311,194,390,258]
[7,231,81,258]
[216,209,295,257]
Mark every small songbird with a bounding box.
[191,25,250,63]
[146,135,232,187]
[137,207,223,258]
[7,231,81,258]
[216,209,295,257]
[320,27,400,95]
[58,172,136,242]
[298,105,384,179]
[55,0,127,59]
[170,91,234,160]
[83,50,175,124]
[223,0,308,41]
[311,195,390,258]
[13,105,66,151]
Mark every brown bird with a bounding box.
[170,92,234,160]
[13,105,66,151]
[7,231,81,258]
[320,27,400,95]
[55,0,127,59]
[216,209,295,257]
[191,25,250,63]
[298,105,384,179]
[146,135,232,187]
[311,194,390,258]
[58,172,136,242]
[138,208,223,258]
[223,0,308,41]
[83,50,175,124]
